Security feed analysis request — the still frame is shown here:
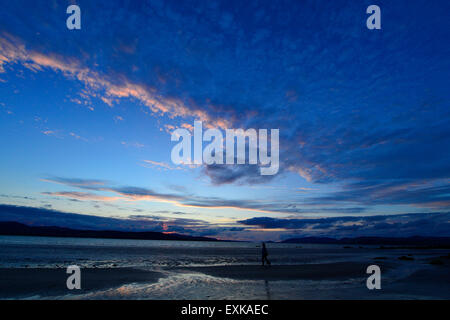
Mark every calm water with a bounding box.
[0,235,370,268]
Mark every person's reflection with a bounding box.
[265,280,271,300]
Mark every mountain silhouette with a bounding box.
[0,221,218,242]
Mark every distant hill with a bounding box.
[0,221,218,242]
[282,236,450,246]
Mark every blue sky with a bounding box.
[0,0,449,240]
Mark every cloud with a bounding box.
[69,132,88,142]
[238,212,450,238]
[0,32,232,128]
[0,1,449,209]
[120,141,145,148]
[41,130,55,136]
[41,177,108,188]
[1,202,449,240]
[141,160,180,171]
[307,180,450,209]
[0,203,236,237]
[152,210,188,215]
[0,203,192,232]
[42,191,121,202]
[0,194,35,201]
[41,176,312,213]
[203,163,277,185]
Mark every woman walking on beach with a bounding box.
[261,242,271,266]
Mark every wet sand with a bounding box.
[174,262,389,281]
[0,262,382,299]
[0,252,448,299]
[0,268,163,299]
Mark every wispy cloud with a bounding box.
[42,191,121,202]
[41,130,55,136]
[41,176,368,215]
[120,141,144,148]
[0,32,232,128]
[41,177,108,188]
[141,160,181,171]
[69,132,88,142]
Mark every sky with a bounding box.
[0,0,449,241]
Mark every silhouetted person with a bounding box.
[261,242,271,266]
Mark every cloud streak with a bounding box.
[42,176,334,214]
[238,212,450,238]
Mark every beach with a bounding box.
[0,236,449,299]
[174,262,378,281]
[0,268,163,299]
